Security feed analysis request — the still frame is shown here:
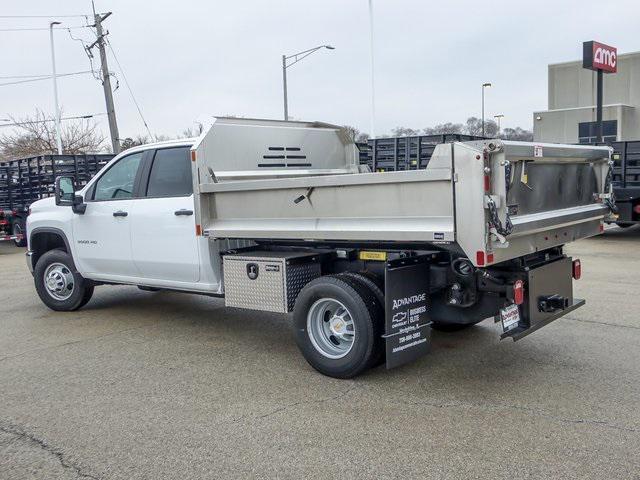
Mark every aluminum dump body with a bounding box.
[192,118,612,266]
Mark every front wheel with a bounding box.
[34,249,94,311]
[293,275,383,379]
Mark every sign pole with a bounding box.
[596,69,603,143]
[583,40,617,143]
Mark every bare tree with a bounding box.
[180,123,204,139]
[0,110,105,159]
[464,117,498,137]
[120,135,151,151]
[391,126,421,137]
[423,122,464,135]
[342,125,370,143]
[500,127,533,141]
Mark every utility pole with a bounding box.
[89,11,120,153]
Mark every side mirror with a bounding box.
[55,176,76,206]
[55,176,86,214]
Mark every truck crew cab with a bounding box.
[26,118,614,378]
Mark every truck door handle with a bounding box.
[174,209,193,216]
[113,210,128,217]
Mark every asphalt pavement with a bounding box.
[1,227,639,479]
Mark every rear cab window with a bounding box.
[146,147,192,197]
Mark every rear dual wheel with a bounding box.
[293,273,384,379]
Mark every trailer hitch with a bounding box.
[538,294,569,313]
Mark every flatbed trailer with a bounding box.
[0,153,113,246]
[608,140,640,226]
[357,133,485,172]
[35,118,614,378]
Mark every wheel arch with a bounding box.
[29,227,73,270]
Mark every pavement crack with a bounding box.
[404,399,638,434]
[563,316,640,331]
[234,384,359,423]
[0,422,100,479]
[0,324,153,364]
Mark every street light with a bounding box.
[494,114,504,134]
[282,45,335,121]
[49,21,63,154]
[481,82,492,137]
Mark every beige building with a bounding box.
[533,50,640,143]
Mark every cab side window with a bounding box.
[146,147,192,197]
[93,152,143,201]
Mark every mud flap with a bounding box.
[383,256,432,369]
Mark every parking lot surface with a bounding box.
[1,228,639,479]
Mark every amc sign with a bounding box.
[583,41,617,73]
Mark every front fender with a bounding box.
[27,198,80,270]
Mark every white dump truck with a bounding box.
[26,117,613,378]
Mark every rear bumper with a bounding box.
[501,298,584,341]
[497,256,582,341]
[26,251,34,275]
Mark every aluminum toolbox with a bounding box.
[223,251,321,313]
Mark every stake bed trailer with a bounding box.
[608,140,640,226]
[29,118,613,378]
[0,154,113,246]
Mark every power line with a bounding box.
[0,14,93,18]
[0,25,89,32]
[0,71,93,87]
[67,27,102,81]
[105,37,154,139]
[0,113,107,128]
[0,74,50,79]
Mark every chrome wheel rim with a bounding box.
[307,298,356,359]
[43,262,75,301]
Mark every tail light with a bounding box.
[513,280,524,305]
[572,259,581,280]
[633,204,640,214]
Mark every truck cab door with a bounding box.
[72,151,145,278]
[129,146,200,284]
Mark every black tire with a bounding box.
[616,222,634,229]
[339,271,385,307]
[34,249,94,311]
[430,322,478,332]
[293,275,383,379]
[338,272,386,367]
[12,220,27,247]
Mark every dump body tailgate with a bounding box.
[450,140,612,266]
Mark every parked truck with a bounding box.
[26,118,614,378]
[0,154,113,247]
[608,140,640,227]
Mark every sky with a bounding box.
[1,0,639,146]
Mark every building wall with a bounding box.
[534,51,640,143]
